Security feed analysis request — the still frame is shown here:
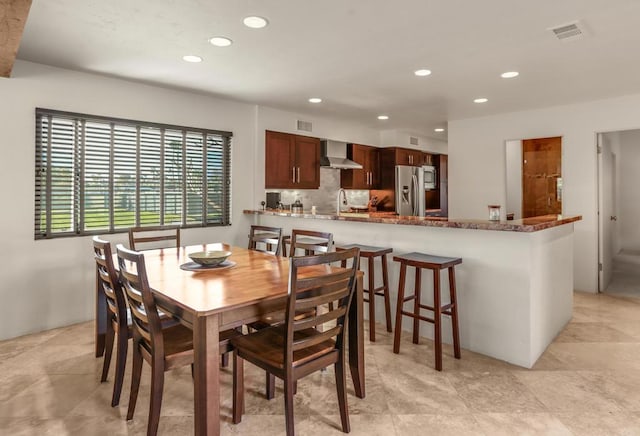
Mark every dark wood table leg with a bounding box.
[194,314,220,436]
[95,267,107,357]
[349,274,365,398]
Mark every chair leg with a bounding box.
[334,357,351,433]
[449,267,461,359]
[412,267,422,344]
[433,270,442,371]
[283,374,296,436]
[148,361,165,436]
[111,325,128,407]
[221,351,229,368]
[368,256,376,342]
[126,343,143,421]
[233,351,244,424]
[100,320,114,383]
[266,372,275,400]
[393,263,407,354]
[381,254,393,333]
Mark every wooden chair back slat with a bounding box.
[284,247,359,363]
[128,225,180,251]
[116,244,165,360]
[292,325,342,352]
[294,284,351,312]
[289,229,333,257]
[248,225,283,255]
[293,308,346,332]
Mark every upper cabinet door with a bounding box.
[294,135,320,189]
[341,144,379,189]
[265,130,296,188]
[395,148,411,166]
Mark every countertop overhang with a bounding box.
[243,210,582,233]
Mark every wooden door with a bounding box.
[368,147,379,188]
[395,148,411,166]
[294,135,320,189]
[352,144,369,188]
[522,137,562,218]
[265,130,295,188]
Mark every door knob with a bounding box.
[610,216,618,221]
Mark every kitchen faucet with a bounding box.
[337,188,348,215]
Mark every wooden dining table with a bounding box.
[96,242,365,436]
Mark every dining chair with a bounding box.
[128,225,180,251]
[116,244,241,436]
[283,229,333,257]
[248,225,283,255]
[250,228,334,398]
[93,236,131,407]
[231,247,360,435]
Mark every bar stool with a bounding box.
[392,252,462,371]
[336,243,393,342]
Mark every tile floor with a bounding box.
[604,259,640,299]
[2,291,640,435]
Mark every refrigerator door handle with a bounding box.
[411,174,419,216]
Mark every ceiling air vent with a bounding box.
[409,136,419,146]
[296,120,312,132]
[550,22,584,41]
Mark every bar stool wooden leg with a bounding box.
[412,267,422,344]
[381,254,392,333]
[433,269,442,371]
[449,266,461,359]
[393,263,407,354]
[368,256,376,342]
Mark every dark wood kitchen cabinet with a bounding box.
[265,130,320,189]
[386,147,423,166]
[340,143,379,189]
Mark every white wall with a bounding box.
[505,140,523,219]
[0,60,257,340]
[448,92,640,293]
[617,130,640,251]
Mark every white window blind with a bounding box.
[35,108,232,239]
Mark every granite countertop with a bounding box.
[243,209,582,233]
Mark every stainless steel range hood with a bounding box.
[320,140,363,170]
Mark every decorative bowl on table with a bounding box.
[188,250,232,266]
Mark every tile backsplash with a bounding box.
[263,168,369,213]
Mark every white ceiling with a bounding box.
[17,0,640,138]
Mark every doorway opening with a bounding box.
[598,129,640,297]
[506,136,562,220]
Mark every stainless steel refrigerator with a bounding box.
[395,165,425,216]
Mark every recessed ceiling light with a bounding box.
[209,36,233,47]
[243,16,269,29]
[434,128,445,132]
[182,55,202,63]
[474,98,488,103]
[377,115,389,120]
[501,71,519,78]
[308,97,322,104]
[414,69,432,77]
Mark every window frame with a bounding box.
[34,108,232,240]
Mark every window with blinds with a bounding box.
[34,108,232,239]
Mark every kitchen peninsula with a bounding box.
[244,209,581,368]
